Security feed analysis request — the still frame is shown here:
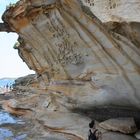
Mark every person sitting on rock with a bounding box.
[88,120,101,140]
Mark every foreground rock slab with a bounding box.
[135,130,140,139]
[102,132,138,140]
[99,118,137,134]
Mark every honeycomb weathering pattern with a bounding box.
[82,0,140,22]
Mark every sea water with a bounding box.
[0,110,27,140]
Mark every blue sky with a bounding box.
[0,0,34,78]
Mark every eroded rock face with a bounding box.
[2,0,140,108]
[1,0,140,139]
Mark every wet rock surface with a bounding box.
[0,109,27,140]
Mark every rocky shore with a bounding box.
[0,74,139,139]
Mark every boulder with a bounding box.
[135,130,140,139]
[102,132,138,140]
[99,118,137,134]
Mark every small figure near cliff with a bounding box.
[6,84,9,92]
[88,120,102,140]
[6,84,9,89]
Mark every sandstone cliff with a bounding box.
[0,0,140,139]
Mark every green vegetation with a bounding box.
[13,41,20,49]
[6,2,16,10]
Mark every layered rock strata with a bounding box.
[2,0,140,107]
[0,0,140,139]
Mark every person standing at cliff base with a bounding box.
[88,120,102,140]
